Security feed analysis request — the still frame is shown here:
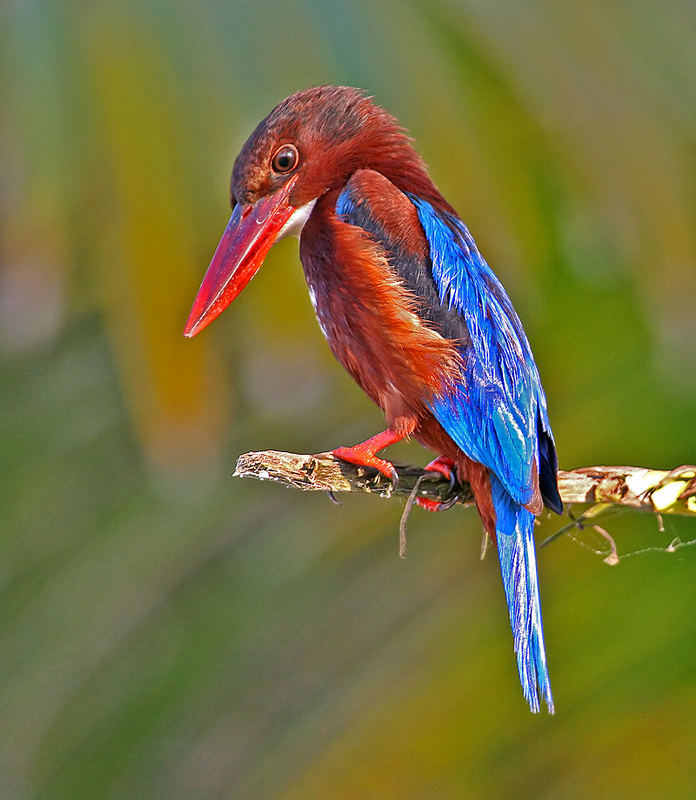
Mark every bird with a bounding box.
[184,86,562,713]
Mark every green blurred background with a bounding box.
[2,0,695,797]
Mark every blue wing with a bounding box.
[408,195,559,512]
[409,196,559,713]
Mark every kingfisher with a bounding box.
[184,86,562,713]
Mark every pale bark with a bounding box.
[234,451,696,517]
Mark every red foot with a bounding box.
[416,456,458,512]
[330,427,408,484]
[416,496,449,512]
[332,446,399,483]
[424,456,456,485]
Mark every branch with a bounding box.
[234,451,696,517]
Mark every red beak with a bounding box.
[184,177,298,338]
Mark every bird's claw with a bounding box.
[423,457,457,489]
[389,465,400,487]
[331,446,399,486]
[417,456,459,512]
[415,494,459,513]
[416,496,447,512]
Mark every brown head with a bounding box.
[184,86,445,337]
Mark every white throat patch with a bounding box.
[276,198,318,241]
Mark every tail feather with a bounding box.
[490,473,554,714]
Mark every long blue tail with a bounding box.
[490,474,554,713]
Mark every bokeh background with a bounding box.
[2,0,696,797]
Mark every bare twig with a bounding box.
[234,451,696,517]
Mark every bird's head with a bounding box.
[184,85,438,337]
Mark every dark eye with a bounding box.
[271,144,299,174]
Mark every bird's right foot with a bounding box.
[416,456,458,512]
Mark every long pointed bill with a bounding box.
[184,176,298,337]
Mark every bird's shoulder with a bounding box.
[336,169,428,256]
[336,170,470,344]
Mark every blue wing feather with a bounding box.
[408,195,553,507]
[409,195,556,712]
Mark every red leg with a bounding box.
[417,456,458,512]
[332,427,407,483]
[423,456,456,484]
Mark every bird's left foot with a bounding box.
[417,456,458,512]
[332,445,399,485]
[329,425,415,487]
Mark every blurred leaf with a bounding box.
[1,1,694,797]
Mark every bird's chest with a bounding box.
[299,210,459,419]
